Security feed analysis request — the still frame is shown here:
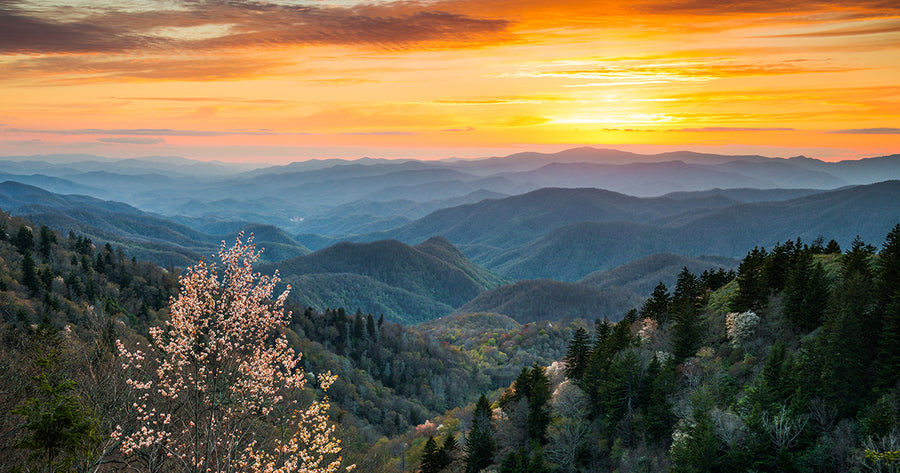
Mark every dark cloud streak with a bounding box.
[827,127,900,134]
[0,1,511,55]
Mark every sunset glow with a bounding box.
[1,0,898,162]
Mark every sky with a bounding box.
[1,0,898,163]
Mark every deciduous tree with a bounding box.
[116,235,351,473]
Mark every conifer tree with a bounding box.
[463,395,495,473]
[671,268,703,362]
[874,292,900,392]
[563,327,590,383]
[733,247,769,311]
[783,251,829,331]
[21,251,40,295]
[875,223,900,312]
[640,282,671,323]
[420,436,441,473]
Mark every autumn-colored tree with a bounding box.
[116,235,352,473]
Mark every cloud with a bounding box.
[6,127,308,137]
[339,131,417,136]
[107,96,293,104]
[827,127,900,134]
[443,127,476,132]
[758,20,900,38]
[96,137,165,144]
[4,138,44,145]
[0,55,297,84]
[674,127,796,132]
[635,0,900,15]
[0,1,511,55]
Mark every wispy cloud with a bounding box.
[96,137,165,144]
[758,20,900,38]
[339,131,417,136]
[827,127,900,134]
[4,138,44,145]
[6,127,307,137]
[675,127,796,132]
[0,1,511,55]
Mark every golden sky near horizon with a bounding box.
[0,0,898,162]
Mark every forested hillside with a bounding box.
[1,203,898,473]
[0,211,569,471]
[395,227,900,473]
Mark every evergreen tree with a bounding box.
[874,290,900,392]
[38,225,56,260]
[525,364,552,444]
[464,395,495,473]
[733,247,769,311]
[21,251,40,295]
[875,223,900,312]
[352,310,365,341]
[420,436,441,473]
[669,391,719,473]
[766,239,799,293]
[842,235,875,280]
[671,268,703,362]
[13,358,101,472]
[366,313,377,340]
[563,327,590,383]
[783,251,829,331]
[14,225,34,254]
[825,239,841,254]
[812,273,871,418]
[640,282,671,323]
[438,432,457,470]
[641,355,675,441]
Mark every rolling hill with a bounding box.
[266,237,504,324]
[451,279,644,323]
[580,253,738,296]
[481,181,900,280]
[359,187,739,258]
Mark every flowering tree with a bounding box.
[725,310,760,348]
[115,235,351,473]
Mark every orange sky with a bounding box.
[1,0,898,163]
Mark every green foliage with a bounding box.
[732,246,769,312]
[640,281,671,323]
[563,327,590,382]
[464,395,495,473]
[13,359,102,472]
[783,250,830,331]
[455,278,643,324]
[14,225,34,254]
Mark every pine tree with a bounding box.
[766,239,799,293]
[464,395,495,473]
[640,282,671,323]
[842,236,875,281]
[14,225,34,254]
[812,273,871,418]
[563,327,590,383]
[526,364,552,444]
[783,251,829,330]
[21,251,40,295]
[671,268,703,362]
[366,313,377,340]
[874,290,900,392]
[875,223,900,312]
[733,247,769,311]
[13,359,101,472]
[438,432,457,470]
[420,436,441,473]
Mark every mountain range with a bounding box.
[2,147,899,324]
